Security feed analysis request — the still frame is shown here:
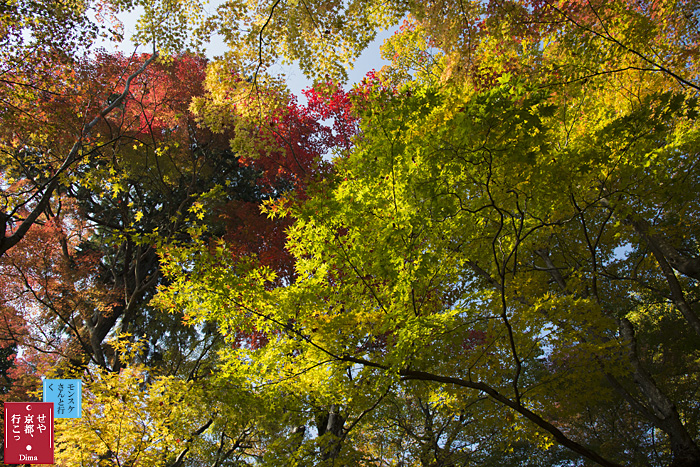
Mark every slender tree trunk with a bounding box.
[316,404,345,462]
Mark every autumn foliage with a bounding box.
[3,0,700,466]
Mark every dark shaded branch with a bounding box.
[166,418,214,467]
[337,354,622,467]
[629,217,700,338]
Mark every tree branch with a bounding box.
[0,52,159,257]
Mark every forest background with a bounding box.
[1,0,700,466]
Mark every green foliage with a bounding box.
[55,338,275,466]
[159,5,700,461]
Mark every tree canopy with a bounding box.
[2,0,700,466]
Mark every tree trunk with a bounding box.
[316,404,345,462]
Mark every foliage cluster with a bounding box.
[2,0,700,466]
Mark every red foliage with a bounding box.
[85,52,209,148]
[231,329,270,351]
[219,81,360,282]
[219,200,296,282]
[239,79,359,190]
[0,204,97,400]
[461,330,487,353]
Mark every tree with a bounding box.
[1,40,361,461]
[4,0,700,465]
[0,0,214,258]
[0,51,159,253]
[158,4,700,465]
[54,339,282,466]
